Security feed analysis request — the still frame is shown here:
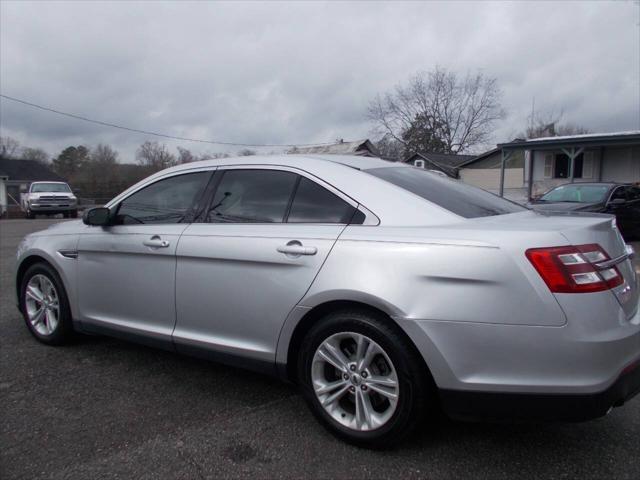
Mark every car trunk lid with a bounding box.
[475,210,637,318]
[557,213,638,317]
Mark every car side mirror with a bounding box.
[83,207,111,226]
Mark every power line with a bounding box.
[0,93,336,148]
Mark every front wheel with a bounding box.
[19,262,74,345]
[298,309,432,448]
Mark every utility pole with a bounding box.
[529,96,535,136]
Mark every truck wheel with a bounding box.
[26,210,35,219]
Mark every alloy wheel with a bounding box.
[311,332,399,431]
[24,274,60,336]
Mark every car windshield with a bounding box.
[31,183,71,193]
[539,185,609,203]
[366,167,526,218]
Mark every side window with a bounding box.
[116,172,210,225]
[287,177,357,224]
[628,187,640,201]
[206,169,297,223]
[610,187,627,202]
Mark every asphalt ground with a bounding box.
[1,218,640,479]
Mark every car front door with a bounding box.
[623,186,640,237]
[76,170,212,346]
[173,166,363,369]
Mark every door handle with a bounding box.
[143,236,170,248]
[277,240,317,257]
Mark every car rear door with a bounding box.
[173,166,362,368]
[77,170,212,347]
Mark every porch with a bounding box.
[496,131,640,200]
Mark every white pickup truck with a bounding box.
[21,181,78,219]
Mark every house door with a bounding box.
[554,154,569,179]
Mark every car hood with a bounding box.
[29,219,87,237]
[527,201,603,212]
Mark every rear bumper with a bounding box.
[439,358,640,421]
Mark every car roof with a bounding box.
[295,154,401,170]
[163,154,401,173]
[550,182,626,188]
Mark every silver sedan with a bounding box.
[15,154,640,447]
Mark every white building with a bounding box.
[458,131,640,201]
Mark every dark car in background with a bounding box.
[529,183,640,240]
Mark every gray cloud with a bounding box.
[1,0,638,162]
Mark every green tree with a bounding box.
[401,113,448,157]
[75,144,119,198]
[52,145,90,180]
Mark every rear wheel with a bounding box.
[298,309,431,448]
[19,262,74,345]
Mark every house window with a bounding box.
[547,152,590,179]
[414,159,425,168]
[544,154,553,178]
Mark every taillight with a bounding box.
[526,243,624,293]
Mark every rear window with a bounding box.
[366,167,526,218]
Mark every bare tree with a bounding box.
[136,141,177,171]
[368,67,504,155]
[21,147,49,164]
[524,110,590,139]
[0,136,21,158]
[200,151,230,160]
[374,134,404,161]
[237,148,256,156]
[91,143,119,165]
[177,146,197,164]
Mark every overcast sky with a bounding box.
[1,0,639,162]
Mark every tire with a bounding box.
[297,309,432,448]
[19,262,74,345]
[26,210,35,219]
[70,210,78,219]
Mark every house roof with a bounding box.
[0,158,66,182]
[292,139,380,157]
[404,152,476,177]
[498,130,640,149]
[457,147,501,168]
